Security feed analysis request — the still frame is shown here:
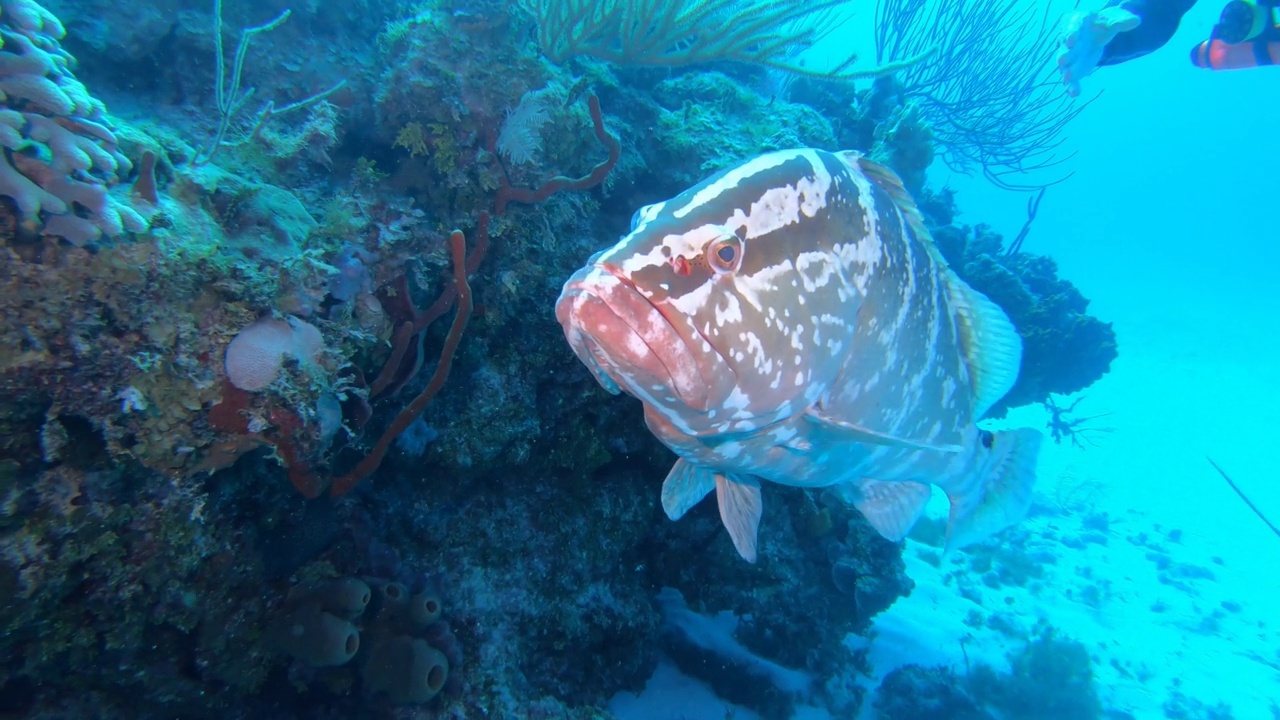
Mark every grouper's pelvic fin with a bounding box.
[944,427,1042,554]
[660,459,764,563]
[716,473,763,563]
[660,458,716,521]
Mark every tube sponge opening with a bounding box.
[317,577,372,621]
[408,591,443,630]
[381,582,408,606]
[274,602,361,667]
[362,636,449,704]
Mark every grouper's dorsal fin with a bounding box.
[943,274,1023,419]
[838,150,931,247]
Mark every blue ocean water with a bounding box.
[939,3,1280,715]
[0,0,1277,718]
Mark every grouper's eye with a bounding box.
[707,234,743,274]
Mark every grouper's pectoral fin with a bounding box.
[660,458,716,520]
[716,473,763,563]
[803,407,964,453]
[853,479,932,542]
[944,428,1042,554]
[943,271,1023,420]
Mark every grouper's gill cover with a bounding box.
[556,148,1043,564]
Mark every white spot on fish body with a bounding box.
[797,158,832,218]
[674,150,803,219]
[599,235,656,272]
[941,376,957,406]
[715,293,743,327]
[717,441,744,459]
[631,201,666,233]
[927,421,943,441]
[770,424,798,442]
[688,150,833,241]
[744,185,802,239]
[877,326,894,347]
[886,230,918,339]
[726,388,752,415]
[734,260,792,311]
[670,278,714,316]
[795,251,836,292]
[742,331,767,371]
[625,332,647,358]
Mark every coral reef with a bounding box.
[639,486,911,718]
[637,71,837,195]
[968,627,1103,719]
[272,576,454,705]
[875,665,992,720]
[0,0,1119,716]
[875,626,1103,720]
[928,205,1118,416]
[0,455,278,717]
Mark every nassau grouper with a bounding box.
[556,148,1042,562]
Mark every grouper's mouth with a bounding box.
[555,264,718,413]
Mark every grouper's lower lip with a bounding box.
[556,266,711,412]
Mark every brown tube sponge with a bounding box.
[408,590,443,630]
[316,577,372,621]
[362,636,449,704]
[274,602,361,667]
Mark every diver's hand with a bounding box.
[1056,7,1141,97]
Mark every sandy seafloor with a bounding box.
[610,2,1280,716]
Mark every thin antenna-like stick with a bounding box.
[1207,457,1280,539]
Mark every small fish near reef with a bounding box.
[556,148,1042,562]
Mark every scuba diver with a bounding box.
[1057,0,1280,96]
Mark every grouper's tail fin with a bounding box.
[944,428,1042,554]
